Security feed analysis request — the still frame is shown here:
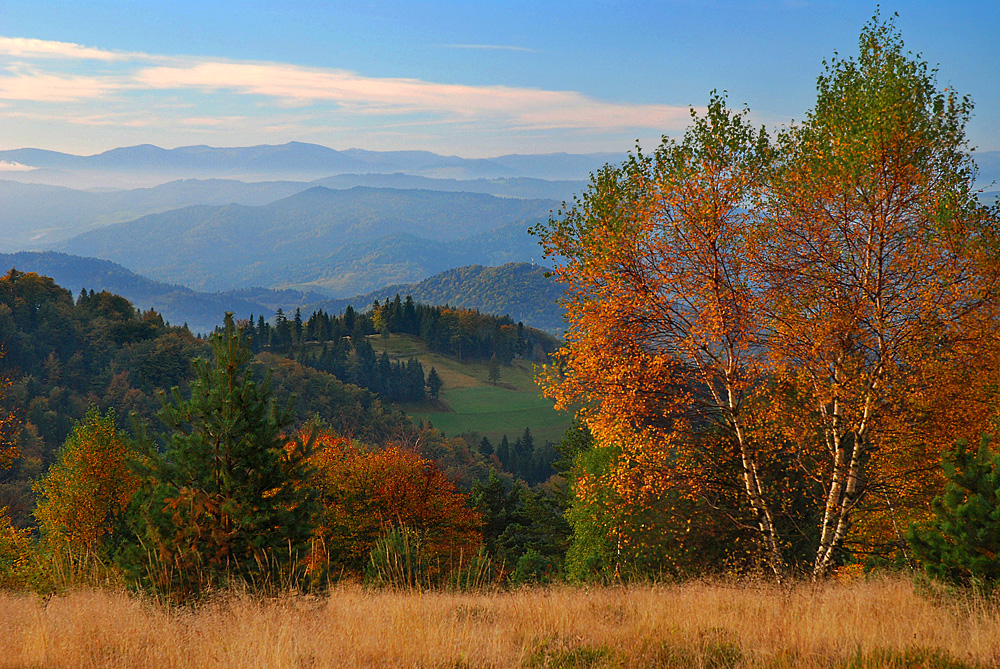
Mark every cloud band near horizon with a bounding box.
[0,35,694,142]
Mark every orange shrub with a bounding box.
[300,431,482,576]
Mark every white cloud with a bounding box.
[0,37,134,61]
[0,160,34,171]
[133,61,691,131]
[0,35,694,142]
[0,68,117,101]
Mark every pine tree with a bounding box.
[293,307,303,344]
[908,437,1000,588]
[426,366,443,400]
[497,434,511,470]
[122,314,317,597]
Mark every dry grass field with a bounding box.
[1,577,997,668]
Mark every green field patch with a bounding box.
[373,333,572,443]
[412,405,571,445]
[443,386,553,414]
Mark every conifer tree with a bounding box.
[123,314,317,597]
[908,437,1000,588]
[497,434,511,470]
[426,366,443,400]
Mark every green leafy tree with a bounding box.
[908,437,1000,588]
[122,314,318,598]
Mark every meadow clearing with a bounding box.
[1,577,997,668]
[386,333,572,445]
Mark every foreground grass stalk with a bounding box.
[0,577,997,668]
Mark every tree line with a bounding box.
[246,296,557,364]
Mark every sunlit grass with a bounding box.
[1,577,998,668]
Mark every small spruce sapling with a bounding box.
[908,437,1000,588]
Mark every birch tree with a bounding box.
[762,15,998,577]
[537,14,999,579]
[536,95,788,577]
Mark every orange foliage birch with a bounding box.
[761,19,999,577]
[539,16,1000,579]
[538,95,787,576]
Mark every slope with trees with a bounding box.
[308,262,565,334]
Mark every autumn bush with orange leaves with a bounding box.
[536,13,1000,581]
[30,408,145,585]
[298,430,482,582]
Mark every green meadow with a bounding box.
[380,333,573,445]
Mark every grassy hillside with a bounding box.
[378,333,571,445]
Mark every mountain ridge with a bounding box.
[0,252,562,334]
[57,186,557,295]
[0,141,624,188]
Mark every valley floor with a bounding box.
[1,577,997,668]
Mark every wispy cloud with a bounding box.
[0,67,118,101]
[133,61,690,130]
[0,37,135,61]
[442,44,537,52]
[0,34,694,152]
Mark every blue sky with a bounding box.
[0,1,996,157]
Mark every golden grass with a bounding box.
[1,577,997,668]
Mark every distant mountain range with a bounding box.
[0,173,584,252]
[58,186,556,296]
[0,251,562,334]
[0,141,620,189]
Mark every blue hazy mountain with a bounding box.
[0,141,622,189]
[58,186,557,295]
[0,173,584,252]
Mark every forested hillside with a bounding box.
[0,270,423,523]
[59,186,556,294]
[0,253,564,337]
[308,262,564,333]
[0,271,567,553]
[0,251,297,333]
